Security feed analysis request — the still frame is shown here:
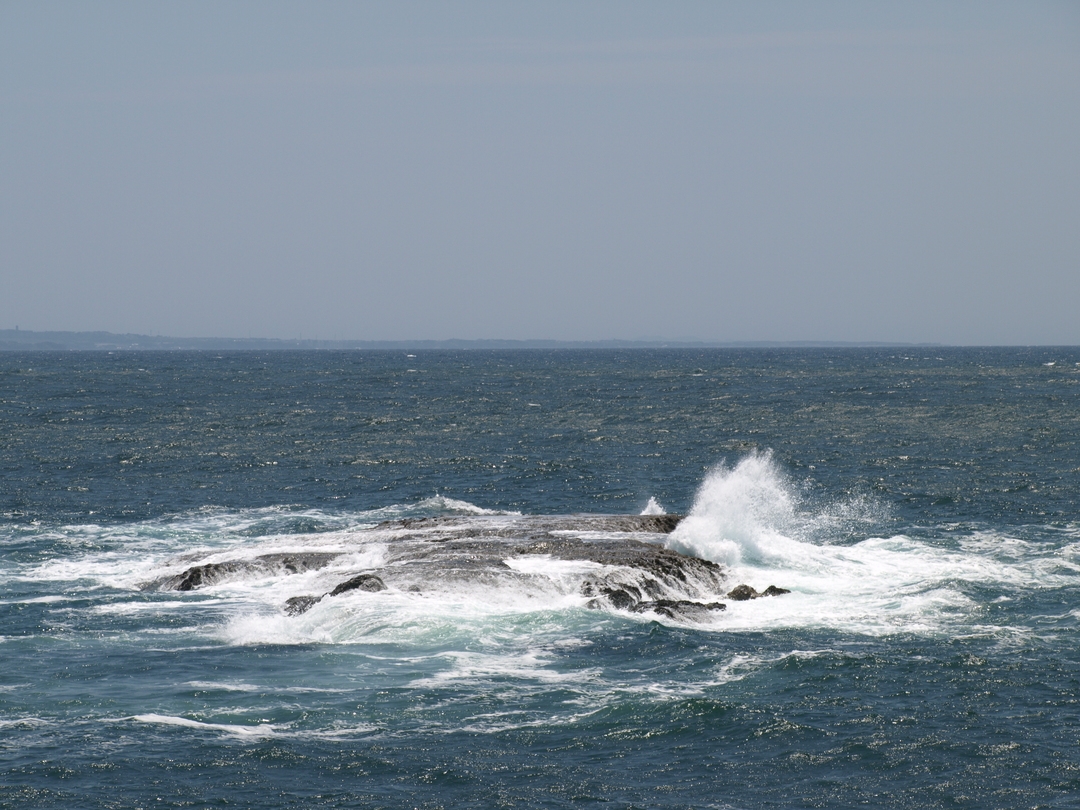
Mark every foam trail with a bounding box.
[131,713,278,738]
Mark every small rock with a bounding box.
[727,584,790,600]
[726,584,760,601]
[329,573,387,596]
[284,595,322,616]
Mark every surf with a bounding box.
[5,455,1077,646]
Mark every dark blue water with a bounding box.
[2,348,1079,808]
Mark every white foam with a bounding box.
[408,649,601,688]
[666,452,1080,636]
[455,707,603,734]
[409,495,517,516]
[299,724,382,739]
[184,681,346,694]
[640,497,666,515]
[131,713,279,738]
[0,595,70,604]
[93,600,216,615]
[216,584,599,647]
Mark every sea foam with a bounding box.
[665,451,1079,636]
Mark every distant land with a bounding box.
[0,329,939,351]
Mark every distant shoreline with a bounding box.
[0,329,951,351]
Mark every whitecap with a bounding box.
[130,713,279,738]
[184,681,348,694]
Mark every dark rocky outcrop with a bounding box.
[137,513,790,622]
[581,580,727,619]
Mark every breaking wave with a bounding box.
[666,451,1080,635]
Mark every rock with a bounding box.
[169,561,245,592]
[385,513,684,536]
[374,514,726,603]
[282,574,386,615]
[726,584,760,601]
[726,584,791,600]
[135,513,790,623]
[284,595,322,616]
[328,573,387,596]
[143,552,340,592]
[633,600,726,620]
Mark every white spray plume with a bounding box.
[667,451,796,567]
[640,497,666,516]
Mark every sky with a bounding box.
[2,2,1078,345]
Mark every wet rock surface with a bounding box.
[726,584,791,601]
[329,573,387,596]
[582,583,729,619]
[389,513,685,536]
[142,552,340,592]
[284,595,323,616]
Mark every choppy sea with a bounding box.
[2,348,1079,809]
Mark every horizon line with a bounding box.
[2,328,1077,350]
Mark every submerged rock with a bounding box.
[142,552,340,592]
[633,600,726,620]
[284,595,323,616]
[762,585,791,597]
[581,582,727,619]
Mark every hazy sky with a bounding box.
[2,2,1078,344]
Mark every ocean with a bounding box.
[2,347,1079,808]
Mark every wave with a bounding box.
[665,451,1078,635]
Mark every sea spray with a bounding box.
[667,451,798,567]
[640,497,667,515]
[657,453,1080,637]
